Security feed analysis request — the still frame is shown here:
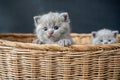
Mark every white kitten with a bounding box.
[32,12,73,46]
[92,29,119,44]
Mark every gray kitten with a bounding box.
[92,29,119,44]
[32,12,73,46]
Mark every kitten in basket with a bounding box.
[92,28,119,44]
[32,12,73,46]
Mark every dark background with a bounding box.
[0,0,120,33]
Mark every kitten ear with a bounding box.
[60,12,70,22]
[33,16,41,26]
[112,30,119,38]
[91,31,97,38]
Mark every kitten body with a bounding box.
[92,29,119,44]
[33,12,73,46]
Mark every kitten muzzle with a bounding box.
[49,32,54,38]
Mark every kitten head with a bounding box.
[34,12,71,42]
[92,29,119,44]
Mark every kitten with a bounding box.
[91,28,119,44]
[32,12,73,46]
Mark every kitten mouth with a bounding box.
[48,35,54,38]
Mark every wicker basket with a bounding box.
[0,33,120,80]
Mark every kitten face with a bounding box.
[36,21,69,42]
[92,35,117,44]
[34,12,71,44]
[92,29,119,44]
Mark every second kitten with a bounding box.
[91,29,119,44]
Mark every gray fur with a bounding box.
[92,29,119,44]
[33,12,73,46]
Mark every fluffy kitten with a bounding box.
[32,12,73,46]
[92,29,119,44]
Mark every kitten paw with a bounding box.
[32,39,43,44]
[58,39,72,46]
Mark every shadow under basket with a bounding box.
[0,33,120,80]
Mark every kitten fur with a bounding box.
[92,28,119,44]
[32,12,73,46]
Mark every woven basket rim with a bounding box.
[0,33,120,52]
[0,33,91,37]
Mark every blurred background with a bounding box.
[0,0,120,33]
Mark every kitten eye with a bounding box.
[100,40,103,42]
[108,40,111,42]
[43,27,48,31]
[54,26,59,30]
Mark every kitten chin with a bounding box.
[32,12,73,46]
[91,28,119,44]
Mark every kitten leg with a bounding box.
[58,39,72,46]
[32,39,43,44]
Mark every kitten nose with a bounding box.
[49,31,54,35]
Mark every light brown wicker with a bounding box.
[0,33,120,80]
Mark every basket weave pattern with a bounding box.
[0,33,120,80]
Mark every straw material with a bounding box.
[0,33,120,80]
